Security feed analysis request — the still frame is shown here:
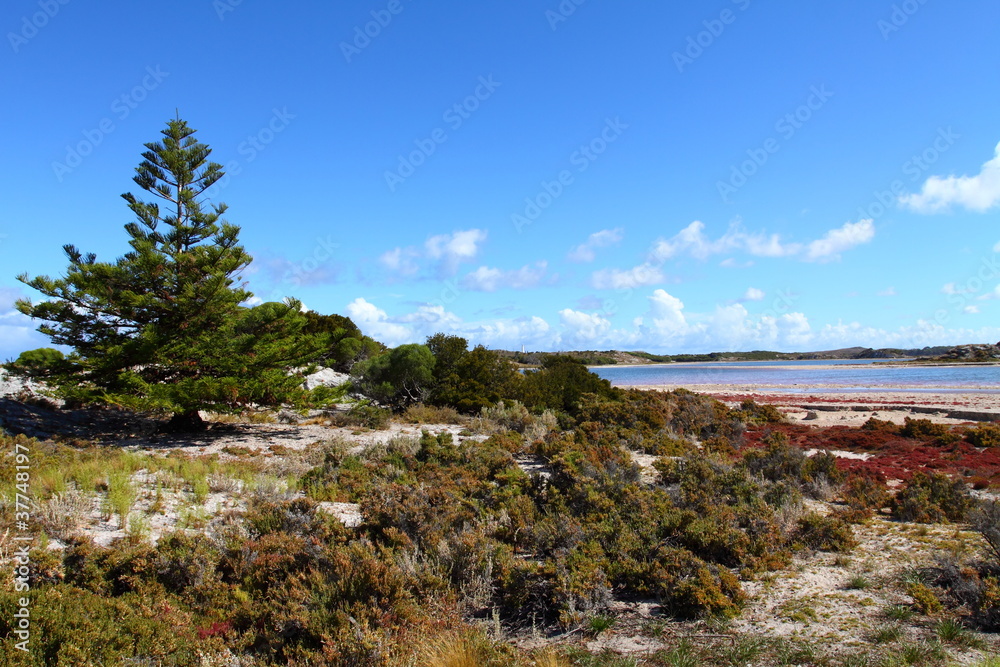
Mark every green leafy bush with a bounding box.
[965,423,1000,448]
[890,471,972,523]
[736,399,787,425]
[334,401,392,429]
[900,417,949,439]
[842,474,891,517]
[794,512,857,553]
[862,417,899,432]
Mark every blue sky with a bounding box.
[2,0,1000,359]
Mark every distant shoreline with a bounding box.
[587,360,1000,370]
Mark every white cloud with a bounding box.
[645,289,687,333]
[559,309,612,343]
[941,283,968,296]
[344,298,414,347]
[568,228,624,262]
[336,289,1000,358]
[976,285,1000,301]
[964,305,980,314]
[591,263,664,290]
[425,229,488,266]
[743,233,801,258]
[379,247,420,276]
[0,309,51,362]
[462,261,548,292]
[379,229,487,278]
[994,241,1000,253]
[396,304,462,328]
[776,312,813,347]
[743,287,765,301]
[472,316,551,349]
[900,141,1000,213]
[650,220,800,262]
[650,219,873,265]
[877,287,897,297]
[804,219,875,262]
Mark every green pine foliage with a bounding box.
[301,311,384,372]
[12,119,326,426]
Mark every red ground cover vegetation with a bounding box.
[742,422,1000,487]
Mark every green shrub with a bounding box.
[335,401,392,429]
[965,423,1000,448]
[4,346,70,378]
[402,402,461,424]
[906,581,943,615]
[890,471,972,523]
[742,432,805,483]
[648,548,745,619]
[795,512,857,553]
[0,586,214,665]
[737,399,786,425]
[843,474,891,516]
[862,417,899,433]
[900,417,949,439]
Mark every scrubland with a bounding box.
[2,390,1000,666]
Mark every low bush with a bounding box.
[900,417,949,439]
[971,500,1000,563]
[648,547,746,619]
[843,474,890,513]
[402,402,462,425]
[890,471,973,523]
[965,423,1000,448]
[736,399,787,425]
[474,400,558,443]
[794,512,857,553]
[334,401,392,429]
[862,417,899,433]
[906,581,943,615]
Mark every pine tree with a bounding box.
[15,118,325,428]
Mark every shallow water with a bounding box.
[591,360,1000,391]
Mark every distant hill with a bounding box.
[497,345,962,366]
[919,342,1000,363]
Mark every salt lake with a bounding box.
[590,359,1000,392]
